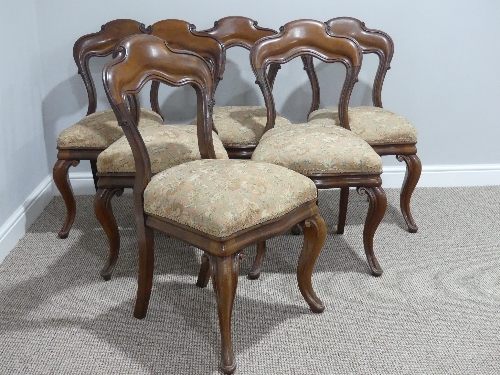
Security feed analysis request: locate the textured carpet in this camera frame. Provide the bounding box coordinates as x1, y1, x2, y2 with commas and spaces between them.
0, 187, 499, 374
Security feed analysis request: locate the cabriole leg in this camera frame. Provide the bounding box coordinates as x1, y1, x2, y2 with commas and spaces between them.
210, 253, 240, 375
397, 154, 421, 233
357, 186, 387, 276
298, 214, 327, 313
53, 159, 79, 239
134, 225, 155, 319
337, 187, 349, 234
248, 241, 266, 280
196, 252, 211, 288
94, 188, 124, 281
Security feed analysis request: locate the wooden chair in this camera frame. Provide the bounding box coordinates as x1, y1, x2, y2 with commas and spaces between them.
250, 19, 388, 278
306, 17, 421, 233
54, 19, 164, 239
95, 19, 229, 281
103, 33, 327, 374
192, 16, 292, 159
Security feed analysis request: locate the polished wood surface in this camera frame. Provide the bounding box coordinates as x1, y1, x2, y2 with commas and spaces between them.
250, 19, 386, 277
102, 34, 327, 374
149, 19, 226, 118
201, 16, 280, 159
305, 17, 421, 233
55, 20, 149, 239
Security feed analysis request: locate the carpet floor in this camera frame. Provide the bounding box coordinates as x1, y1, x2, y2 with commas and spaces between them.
0, 187, 499, 374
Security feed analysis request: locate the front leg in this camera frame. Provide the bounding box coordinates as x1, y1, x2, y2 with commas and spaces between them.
53, 159, 79, 238
298, 214, 327, 313
210, 253, 240, 375
357, 186, 387, 276
94, 188, 124, 281
397, 154, 421, 233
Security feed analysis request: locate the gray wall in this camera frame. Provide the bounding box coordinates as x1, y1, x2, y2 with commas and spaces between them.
1, 0, 500, 229
0, 1, 49, 227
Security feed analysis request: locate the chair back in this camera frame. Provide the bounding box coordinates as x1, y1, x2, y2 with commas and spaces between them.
103, 34, 216, 193
73, 19, 149, 115
250, 19, 362, 132
326, 17, 394, 107
204, 16, 276, 50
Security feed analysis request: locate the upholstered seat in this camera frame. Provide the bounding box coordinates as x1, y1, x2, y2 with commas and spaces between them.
191, 106, 292, 147
97, 124, 228, 173
57, 109, 163, 149
252, 123, 382, 175
144, 159, 317, 237
308, 106, 418, 145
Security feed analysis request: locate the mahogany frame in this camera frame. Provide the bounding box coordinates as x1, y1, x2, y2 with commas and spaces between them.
200, 16, 281, 159
248, 19, 388, 278
54, 19, 152, 239
94, 19, 226, 281
102, 33, 327, 374
303, 17, 421, 233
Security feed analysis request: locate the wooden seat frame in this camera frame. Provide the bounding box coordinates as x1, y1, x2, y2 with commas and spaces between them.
94, 19, 226, 281
304, 17, 421, 233
54, 19, 156, 239
248, 19, 388, 278
103, 33, 327, 374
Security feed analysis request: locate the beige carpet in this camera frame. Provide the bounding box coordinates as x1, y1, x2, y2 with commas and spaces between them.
0, 187, 499, 374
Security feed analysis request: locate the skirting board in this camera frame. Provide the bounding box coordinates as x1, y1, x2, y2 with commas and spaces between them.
62, 164, 500, 195
2, 164, 500, 265
0, 175, 54, 264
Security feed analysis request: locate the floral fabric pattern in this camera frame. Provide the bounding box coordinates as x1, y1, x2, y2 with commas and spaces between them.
57, 109, 163, 149
143, 159, 317, 237
191, 106, 292, 147
252, 123, 382, 175
308, 106, 418, 145
97, 124, 228, 173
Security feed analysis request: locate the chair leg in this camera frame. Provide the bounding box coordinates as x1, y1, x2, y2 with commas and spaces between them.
397, 154, 421, 233
337, 187, 349, 234
134, 225, 155, 319
196, 252, 211, 288
94, 188, 124, 281
53, 159, 80, 239
90, 159, 99, 191
248, 241, 266, 280
298, 214, 327, 313
210, 253, 240, 375
357, 186, 387, 276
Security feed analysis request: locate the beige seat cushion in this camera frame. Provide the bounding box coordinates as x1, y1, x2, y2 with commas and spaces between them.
144, 159, 317, 237
57, 109, 163, 149
308, 106, 418, 145
191, 106, 292, 147
251, 124, 382, 175
97, 124, 228, 173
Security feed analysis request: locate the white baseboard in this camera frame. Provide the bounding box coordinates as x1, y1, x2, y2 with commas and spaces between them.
382, 164, 500, 188
2, 163, 499, 265
59, 164, 500, 194
0, 176, 54, 264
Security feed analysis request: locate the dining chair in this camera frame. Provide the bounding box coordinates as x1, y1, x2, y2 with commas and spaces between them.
192, 16, 293, 159
94, 19, 229, 281
54, 19, 163, 239
249, 19, 387, 279
103, 33, 327, 374
306, 17, 421, 233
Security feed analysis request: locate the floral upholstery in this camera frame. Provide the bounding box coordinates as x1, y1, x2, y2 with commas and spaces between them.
190, 106, 292, 147
308, 106, 418, 145
143, 159, 317, 237
56, 109, 163, 149
251, 123, 382, 175
97, 124, 228, 173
